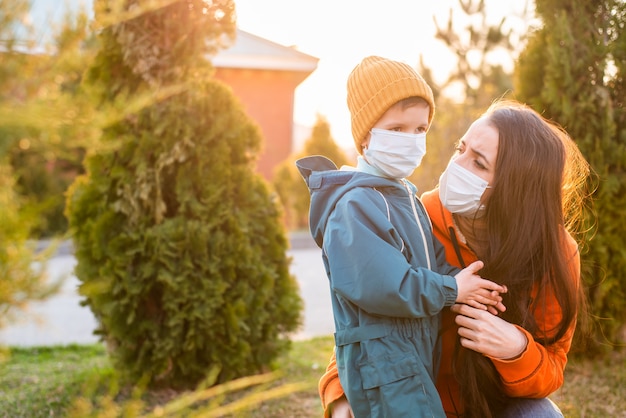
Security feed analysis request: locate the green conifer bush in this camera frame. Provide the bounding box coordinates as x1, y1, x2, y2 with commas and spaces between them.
67, 77, 303, 388
65, 0, 303, 388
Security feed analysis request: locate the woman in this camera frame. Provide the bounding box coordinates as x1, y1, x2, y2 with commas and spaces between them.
319, 99, 591, 418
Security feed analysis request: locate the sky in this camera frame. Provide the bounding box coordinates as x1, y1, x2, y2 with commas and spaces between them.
25, 0, 533, 151
233, 0, 534, 151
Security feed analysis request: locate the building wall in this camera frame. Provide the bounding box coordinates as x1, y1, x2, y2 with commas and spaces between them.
215, 67, 308, 181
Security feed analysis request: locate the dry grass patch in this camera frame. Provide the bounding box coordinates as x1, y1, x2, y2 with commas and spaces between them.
1, 337, 624, 417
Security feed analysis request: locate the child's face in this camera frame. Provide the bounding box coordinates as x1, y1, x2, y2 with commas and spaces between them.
361, 102, 430, 150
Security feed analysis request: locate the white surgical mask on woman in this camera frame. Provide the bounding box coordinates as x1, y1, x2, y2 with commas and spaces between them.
364, 128, 426, 179
439, 159, 491, 217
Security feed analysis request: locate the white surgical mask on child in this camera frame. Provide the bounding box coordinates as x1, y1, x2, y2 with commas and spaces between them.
439, 159, 491, 217
363, 128, 427, 179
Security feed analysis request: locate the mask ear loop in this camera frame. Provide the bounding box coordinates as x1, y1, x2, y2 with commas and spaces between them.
438, 189, 468, 269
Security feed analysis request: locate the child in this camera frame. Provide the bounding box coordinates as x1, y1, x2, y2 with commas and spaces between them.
296, 56, 506, 417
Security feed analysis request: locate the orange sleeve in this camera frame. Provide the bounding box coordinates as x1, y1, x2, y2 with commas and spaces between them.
491, 324, 572, 397
319, 349, 345, 418
491, 233, 580, 398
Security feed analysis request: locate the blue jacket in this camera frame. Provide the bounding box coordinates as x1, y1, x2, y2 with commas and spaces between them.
296, 155, 459, 417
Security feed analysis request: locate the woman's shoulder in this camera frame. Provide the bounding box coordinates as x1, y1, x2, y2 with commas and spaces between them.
420, 188, 444, 218
420, 188, 439, 204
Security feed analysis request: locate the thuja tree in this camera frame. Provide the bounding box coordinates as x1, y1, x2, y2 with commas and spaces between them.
65, 0, 302, 388
515, 0, 626, 354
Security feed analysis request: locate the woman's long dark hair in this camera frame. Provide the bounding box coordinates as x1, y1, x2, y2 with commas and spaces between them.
454, 101, 590, 417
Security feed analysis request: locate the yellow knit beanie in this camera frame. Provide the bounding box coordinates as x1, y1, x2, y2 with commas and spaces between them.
347, 56, 435, 154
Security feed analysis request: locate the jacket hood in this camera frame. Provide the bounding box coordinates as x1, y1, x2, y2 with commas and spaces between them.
296, 155, 408, 248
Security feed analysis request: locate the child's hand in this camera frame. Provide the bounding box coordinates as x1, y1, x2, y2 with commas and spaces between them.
454, 260, 507, 314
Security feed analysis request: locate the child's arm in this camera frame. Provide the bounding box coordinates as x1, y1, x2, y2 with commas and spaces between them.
455, 260, 507, 314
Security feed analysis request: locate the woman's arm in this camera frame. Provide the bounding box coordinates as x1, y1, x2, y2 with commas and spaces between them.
319, 350, 350, 418
328, 397, 354, 418
450, 233, 580, 398
451, 303, 573, 397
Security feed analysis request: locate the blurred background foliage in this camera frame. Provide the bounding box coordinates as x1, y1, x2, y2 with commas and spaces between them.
272, 114, 349, 230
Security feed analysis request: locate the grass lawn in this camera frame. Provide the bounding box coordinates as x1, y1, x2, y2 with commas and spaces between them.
0, 336, 624, 417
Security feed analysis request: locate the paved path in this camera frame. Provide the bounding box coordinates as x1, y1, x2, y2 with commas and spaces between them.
0, 233, 334, 347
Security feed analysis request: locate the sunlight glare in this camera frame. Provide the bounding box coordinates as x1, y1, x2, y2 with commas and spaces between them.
234, 0, 534, 151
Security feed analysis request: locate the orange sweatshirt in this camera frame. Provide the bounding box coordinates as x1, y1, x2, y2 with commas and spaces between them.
318, 188, 580, 417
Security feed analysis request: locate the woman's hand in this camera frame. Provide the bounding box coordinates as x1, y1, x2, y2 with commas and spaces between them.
330, 396, 354, 418
451, 303, 528, 360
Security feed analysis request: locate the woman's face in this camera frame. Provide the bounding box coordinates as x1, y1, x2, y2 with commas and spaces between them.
452, 116, 499, 202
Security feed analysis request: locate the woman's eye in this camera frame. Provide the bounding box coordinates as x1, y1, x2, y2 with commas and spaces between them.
474, 160, 486, 170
